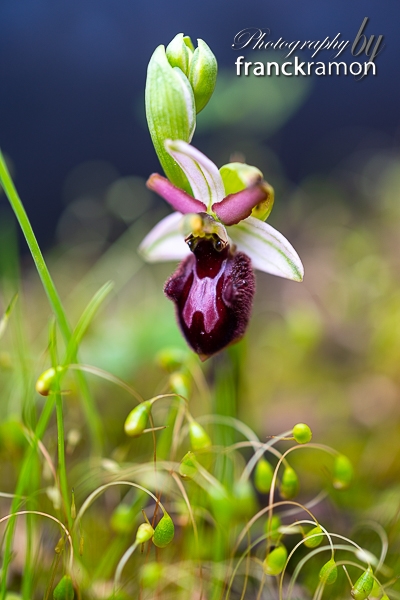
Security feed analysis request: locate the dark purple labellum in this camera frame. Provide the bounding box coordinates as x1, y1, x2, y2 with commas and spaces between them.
164, 236, 255, 360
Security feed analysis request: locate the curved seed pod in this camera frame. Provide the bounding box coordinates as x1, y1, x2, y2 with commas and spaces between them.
254, 458, 274, 494
136, 523, 155, 544
333, 454, 353, 490
304, 525, 323, 548
124, 401, 152, 437
179, 450, 197, 480
153, 513, 175, 548
53, 575, 74, 600
293, 423, 312, 444
263, 545, 288, 576
265, 514, 282, 542
351, 567, 375, 600
279, 466, 299, 499
319, 559, 338, 585
36, 366, 64, 396
189, 420, 211, 451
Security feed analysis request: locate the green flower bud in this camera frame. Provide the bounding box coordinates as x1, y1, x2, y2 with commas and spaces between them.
333, 454, 353, 490
53, 575, 74, 600
265, 514, 282, 542
304, 525, 323, 548
111, 504, 135, 534
156, 347, 187, 372
136, 523, 155, 544
263, 545, 288, 576
351, 567, 374, 600
124, 401, 152, 437
179, 450, 197, 480
188, 39, 217, 113
293, 423, 312, 444
35, 366, 64, 396
319, 559, 338, 585
166, 33, 192, 76
145, 44, 195, 191
153, 513, 175, 548
254, 458, 274, 494
280, 466, 299, 499
169, 372, 190, 397
189, 420, 212, 451
140, 562, 165, 589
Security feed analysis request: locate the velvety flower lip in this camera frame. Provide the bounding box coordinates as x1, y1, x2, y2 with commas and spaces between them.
140, 139, 304, 283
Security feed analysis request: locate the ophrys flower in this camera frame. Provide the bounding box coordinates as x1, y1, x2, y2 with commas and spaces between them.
140, 139, 303, 359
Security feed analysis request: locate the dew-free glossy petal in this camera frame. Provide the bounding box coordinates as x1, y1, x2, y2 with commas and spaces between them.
227, 216, 304, 281
212, 183, 269, 225
147, 173, 206, 213
138, 212, 191, 262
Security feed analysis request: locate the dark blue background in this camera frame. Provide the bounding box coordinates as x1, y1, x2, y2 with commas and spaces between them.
0, 0, 399, 247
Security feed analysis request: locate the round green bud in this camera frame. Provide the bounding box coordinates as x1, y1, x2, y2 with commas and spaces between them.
179, 451, 197, 480
140, 562, 164, 589
319, 559, 338, 585
280, 466, 299, 499
188, 39, 217, 113
304, 525, 323, 548
351, 567, 374, 600
265, 514, 282, 542
169, 372, 190, 398
110, 504, 135, 534
36, 366, 64, 396
152, 513, 174, 548
263, 545, 288, 576
254, 458, 274, 494
293, 423, 312, 444
53, 575, 74, 600
136, 523, 155, 544
189, 420, 212, 451
124, 401, 152, 437
166, 33, 192, 76
333, 454, 353, 490
156, 347, 187, 372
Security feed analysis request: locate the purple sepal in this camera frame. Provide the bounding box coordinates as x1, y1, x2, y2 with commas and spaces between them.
147, 174, 206, 214
212, 183, 268, 226
164, 238, 255, 359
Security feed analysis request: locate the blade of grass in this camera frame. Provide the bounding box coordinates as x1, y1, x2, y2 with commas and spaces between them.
0, 292, 18, 340
0, 149, 103, 450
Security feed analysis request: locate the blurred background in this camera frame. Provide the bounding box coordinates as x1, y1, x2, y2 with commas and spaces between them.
1, 0, 400, 587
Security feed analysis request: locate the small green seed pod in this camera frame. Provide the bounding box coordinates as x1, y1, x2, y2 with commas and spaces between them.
333, 454, 353, 490
35, 366, 64, 396
280, 466, 299, 499
111, 504, 135, 534
136, 523, 155, 544
263, 545, 288, 576
179, 451, 197, 480
370, 580, 382, 598
188, 39, 217, 113
189, 420, 212, 451
254, 458, 274, 494
166, 33, 192, 76
140, 562, 165, 589
265, 514, 282, 542
53, 575, 74, 600
293, 423, 312, 444
381, 595, 390, 600
169, 371, 190, 398
156, 347, 187, 372
208, 485, 233, 527
232, 479, 257, 519
152, 513, 175, 548
304, 525, 323, 548
124, 401, 152, 437
351, 567, 375, 600
319, 558, 338, 585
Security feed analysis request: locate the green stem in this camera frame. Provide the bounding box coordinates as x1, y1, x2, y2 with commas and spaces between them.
0, 150, 103, 451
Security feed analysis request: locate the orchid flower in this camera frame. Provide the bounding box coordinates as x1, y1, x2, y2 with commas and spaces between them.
139, 139, 304, 360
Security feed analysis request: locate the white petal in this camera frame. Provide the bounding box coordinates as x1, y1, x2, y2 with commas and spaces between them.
165, 139, 225, 210
228, 216, 304, 281
138, 212, 190, 263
